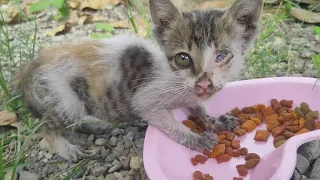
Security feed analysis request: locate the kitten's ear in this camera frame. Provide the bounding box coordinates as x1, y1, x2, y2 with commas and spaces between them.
225, 0, 264, 25
149, 0, 182, 34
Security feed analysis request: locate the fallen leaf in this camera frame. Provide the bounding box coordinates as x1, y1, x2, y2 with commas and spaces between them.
5, 5, 30, 25
68, 0, 80, 9
78, 13, 104, 25
46, 22, 72, 36
0, 110, 18, 126
80, 0, 121, 10
110, 17, 148, 37
290, 7, 320, 23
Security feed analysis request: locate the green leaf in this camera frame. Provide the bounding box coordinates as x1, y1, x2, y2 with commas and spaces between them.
95, 23, 115, 32
52, 0, 65, 9
285, 1, 292, 13
29, 0, 51, 13
59, 4, 70, 18
312, 54, 320, 78
90, 33, 113, 39
314, 26, 320, 36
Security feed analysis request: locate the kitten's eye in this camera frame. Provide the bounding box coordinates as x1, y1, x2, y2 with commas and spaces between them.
175, 52, 192, 68
216, 51, 233, 64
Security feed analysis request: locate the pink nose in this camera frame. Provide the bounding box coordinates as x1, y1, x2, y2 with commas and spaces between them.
197, 80, 211, 89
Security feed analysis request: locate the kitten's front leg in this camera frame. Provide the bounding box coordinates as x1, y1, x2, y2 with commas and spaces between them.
144, 109, 218, 152
188, 105, 239, 132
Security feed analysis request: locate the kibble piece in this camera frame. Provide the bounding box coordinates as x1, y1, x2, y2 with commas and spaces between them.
271, 99, 281, 111
255, 111, 264, 121
218, 135, 226, 141
281, 113, 292, 121
294, 128, 310, 136
250, 116, 262, 125
305, 117, 315, 130
292, 120, 299, 126
299, 117, 306, 129
295, 107, 304, 118
211, 144, 226, 158
283, 130, 294, 138
242, 107, 254, 114
219, 140, 231, 147
234, 129, 246, 136
203, 149, 211, 156
236, 164, 248, 176
315, 122, 320, 130
203, 174, 214, 180
239, 147, 248, 156
254, 130, 269, 141
216, 154, 231, 163
285, 126, 301, 133
301, 102, 311, 115
195, 154, 208, 164
306, 111, 319, 119
271, 127, 285, 137
241, 120, 256, 132
283, 120, 293, 127
274, 139, 286, 148
231, 107, 242, 116
266, 120, 281, 131
232, 151, 241, 157
261, 106, 276, 118
265, 114, 279, 123
218, 131, 231, 136
252, 104, 265, 112
291, 112, 298, 120
233, 177, 243, 180
226, 147, 233, 156
226, 132, 236, 141
280, 99, 293, 108
277, 107, 289, 114
183, 120, 198, 129
245, 158, 260, 169
273, 136, 287, 144
191, 158, 198, 166
193, 171, 203, 179
245, 153, 260, 161
232, 140, 241, 149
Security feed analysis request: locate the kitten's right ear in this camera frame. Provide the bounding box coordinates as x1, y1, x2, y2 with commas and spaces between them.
149, 0, 181, 34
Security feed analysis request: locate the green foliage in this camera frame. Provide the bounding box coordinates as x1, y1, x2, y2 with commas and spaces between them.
95, 23, 115, 32
29, 0, 70, 20
314, 26, 320, 36
90, 33, 113, 39
313, 26, 320, 78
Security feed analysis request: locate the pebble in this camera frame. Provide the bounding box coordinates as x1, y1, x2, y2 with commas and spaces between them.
106, 154, 116, 162
130, 156, 142, 170
95, 138, 106, 146
309, 158, 320, 178
108, 161, 123, 173
112, 128, 121, 136
121, 159, 130, 170
92, 166, 108, 177
45, 153, 53, 160
296, 154, 310, 174
105, 174, 117, 180
108, 136, 118, 147
88, 134, 95, 142
292, 169, 301, 180
303, 69, 317, 77
19, 171, 41, 180
298, 141, 320, 162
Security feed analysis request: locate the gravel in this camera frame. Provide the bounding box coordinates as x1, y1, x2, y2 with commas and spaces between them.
19, 171, 41, 180
296, 154, 310, 174
298, 140, 320, 162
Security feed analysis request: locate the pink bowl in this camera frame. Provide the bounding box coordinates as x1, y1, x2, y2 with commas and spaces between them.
143, 77, 320, 180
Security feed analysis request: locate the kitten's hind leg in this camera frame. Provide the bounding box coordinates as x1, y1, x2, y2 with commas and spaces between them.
144, 109, 219, 152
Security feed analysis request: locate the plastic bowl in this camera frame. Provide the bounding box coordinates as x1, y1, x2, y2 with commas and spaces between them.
143, 77, 320, 180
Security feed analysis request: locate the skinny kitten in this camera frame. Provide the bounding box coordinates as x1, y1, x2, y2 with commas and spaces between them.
15, 0, 264, 162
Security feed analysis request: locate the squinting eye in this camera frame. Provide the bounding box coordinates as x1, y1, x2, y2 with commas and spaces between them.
174, 52, 192, 68
216, 51, 233, 64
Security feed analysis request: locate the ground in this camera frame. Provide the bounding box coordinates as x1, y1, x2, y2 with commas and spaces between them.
0, 0, 320, 180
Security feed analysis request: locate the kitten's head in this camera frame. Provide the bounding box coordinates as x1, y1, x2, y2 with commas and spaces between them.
149, 0, 263, 99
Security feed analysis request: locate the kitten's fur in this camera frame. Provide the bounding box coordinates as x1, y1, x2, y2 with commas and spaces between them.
15, 0, 263, 162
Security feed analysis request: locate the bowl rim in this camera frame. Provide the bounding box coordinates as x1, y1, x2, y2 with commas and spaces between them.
143, 77, 319, 180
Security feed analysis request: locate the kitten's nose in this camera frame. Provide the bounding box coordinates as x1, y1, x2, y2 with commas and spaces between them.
197, 80, 211, 89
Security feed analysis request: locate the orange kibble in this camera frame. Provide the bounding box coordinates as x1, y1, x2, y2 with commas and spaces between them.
218, 131, 231, 136
299, 117, 306, 129
219, 140, 231, 147
261, 106, 276, 118
281, 113, 292, 121
226, 147, 233, 156
252, 104, 265, 112
292, 120, 299, 126
271, 127, 285, 137
241, 120, 256, 132
236, 164, 248, 176
226, 132, 236, 141
265, 114, 279, 123
283, 120, 293, 127
193, 171, 203, 179
294, 128, 310, 136
271, 99, 281, 111
291, 112, 298, 120
211, 144, 226, 158
234, 129, 246, 136
266, 120, 280, 131
216, 154, 232, 163
182, 120, 198, 129
254, 130, 270, 141
250, 116, 262, 125
218, 135, 226, 141
232, 140, 241, 149
203, 174, 214, 180
286, 126, 301, 133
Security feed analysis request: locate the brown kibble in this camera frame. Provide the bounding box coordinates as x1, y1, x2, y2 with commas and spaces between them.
203, 149, 211, 157
236, 164, 248, 176
282, 113, 292, 121
242, 107, 254, 114
277, 116, 286, 124
195, 154, 208, 164
261, 106, 276, 118
285, 126, 301, 133
193, 171, 203, 179
280, 99, 293, 108
256, 111, 264, 121
265, 114, 279, 123
254, 130, 270, 141
233, 178, 243, 180
274, 139, 286, 148
245, 158, 260, 169
238, 116, 247, 124
218, 135, 226, 141
291, 112, 298, 120
232, 140, 241, 149
191, 158, 198, 166
203, 174, 214, 180
271, 127, 285, 137
294, 128, 310, 136
211, 144, 226, 158
245, 153, 260, 161
292, 120, 299, 126
232, 151, 241, 157
273, 136, 287, 144
305, 117, 315, 130
250, 116, 262, 125
283, 130, 294, 138
218, 131, 231, 136
226, 147, 233, 156
252, 104, 265, 112
239, 147, 248, 156
271, 99, 281, 111
266, 120, 281, 131
299, 117, 306, 129
277, 107, 289, 114
216, 154, 231, 163
234, 129, 246, 136
283, 120, 293, 127
315, 122, 320, 130
241, 120, 256, 132
182, 120, 198, 129
219, 140, 231, 147
226, 132, 236, 141
231, 107, 242, 116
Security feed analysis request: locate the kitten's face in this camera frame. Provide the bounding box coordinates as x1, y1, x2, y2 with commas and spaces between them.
149, 0, 264, 99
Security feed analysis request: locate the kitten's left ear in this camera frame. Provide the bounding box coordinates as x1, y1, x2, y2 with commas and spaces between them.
224, 0, 264, 26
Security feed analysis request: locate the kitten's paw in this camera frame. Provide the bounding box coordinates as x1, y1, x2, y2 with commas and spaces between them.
56, 139, 89, 162
215, 113, 240, 132
194, 132, 218, 153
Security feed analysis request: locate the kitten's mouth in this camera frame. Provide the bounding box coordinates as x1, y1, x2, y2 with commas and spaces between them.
195, 88, 214, 99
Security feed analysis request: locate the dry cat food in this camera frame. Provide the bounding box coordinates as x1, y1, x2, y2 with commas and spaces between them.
183, 99, 319, 180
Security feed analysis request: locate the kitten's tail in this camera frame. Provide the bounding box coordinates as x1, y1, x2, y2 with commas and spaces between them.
13, 60, 44, 118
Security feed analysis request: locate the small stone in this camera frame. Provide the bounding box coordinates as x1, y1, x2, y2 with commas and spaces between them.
124, 175, 134, 180
113, 172, 124, 179
291, 73, 303, 77
134, 131, 146, 139
92, 166, 108, 177
108, 137, 118, 147
115, 143, 125, 152
130, 156, 142, 170
108, 161, 123, 173
105, 174, 117, 180
88, 134, 94, 142
127, 127, 139, 133
135, 138, 144, 148
100, 148, 109, 159
296, 154, 310, 174
19, 171, 41, 180
112, 128, 121, 136
309, 158, 320, 178
47, 164, 59, 174
301, 50, 315, 58
121, 159, 130, 170
95, 138, 106, 146
292, 169, 301, 180
45, 153, 53, 160
106, 154, 116, 162
97, 175, 104, 180
92, 147, 100, 155
298, 140, 320, 162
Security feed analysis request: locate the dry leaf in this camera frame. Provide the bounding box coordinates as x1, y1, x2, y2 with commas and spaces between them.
68, 0, 80, 9
264, 0, 282, 4
5, 5, 30, 25
290, 7, 320, 23
0, 110, 18, 126
46, 22, 72, 36
192, 0, 232, 10
110, 18, 148, 37
81, 0, 120, 10
78, 13, 104, 25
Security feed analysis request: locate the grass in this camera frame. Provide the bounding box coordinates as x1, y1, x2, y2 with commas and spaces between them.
0, 0, 320, 179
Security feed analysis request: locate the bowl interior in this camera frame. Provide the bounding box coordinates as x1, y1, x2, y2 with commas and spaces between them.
143, 77, 320, 180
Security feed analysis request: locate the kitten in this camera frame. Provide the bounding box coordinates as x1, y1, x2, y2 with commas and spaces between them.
15, 0, 263, 162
